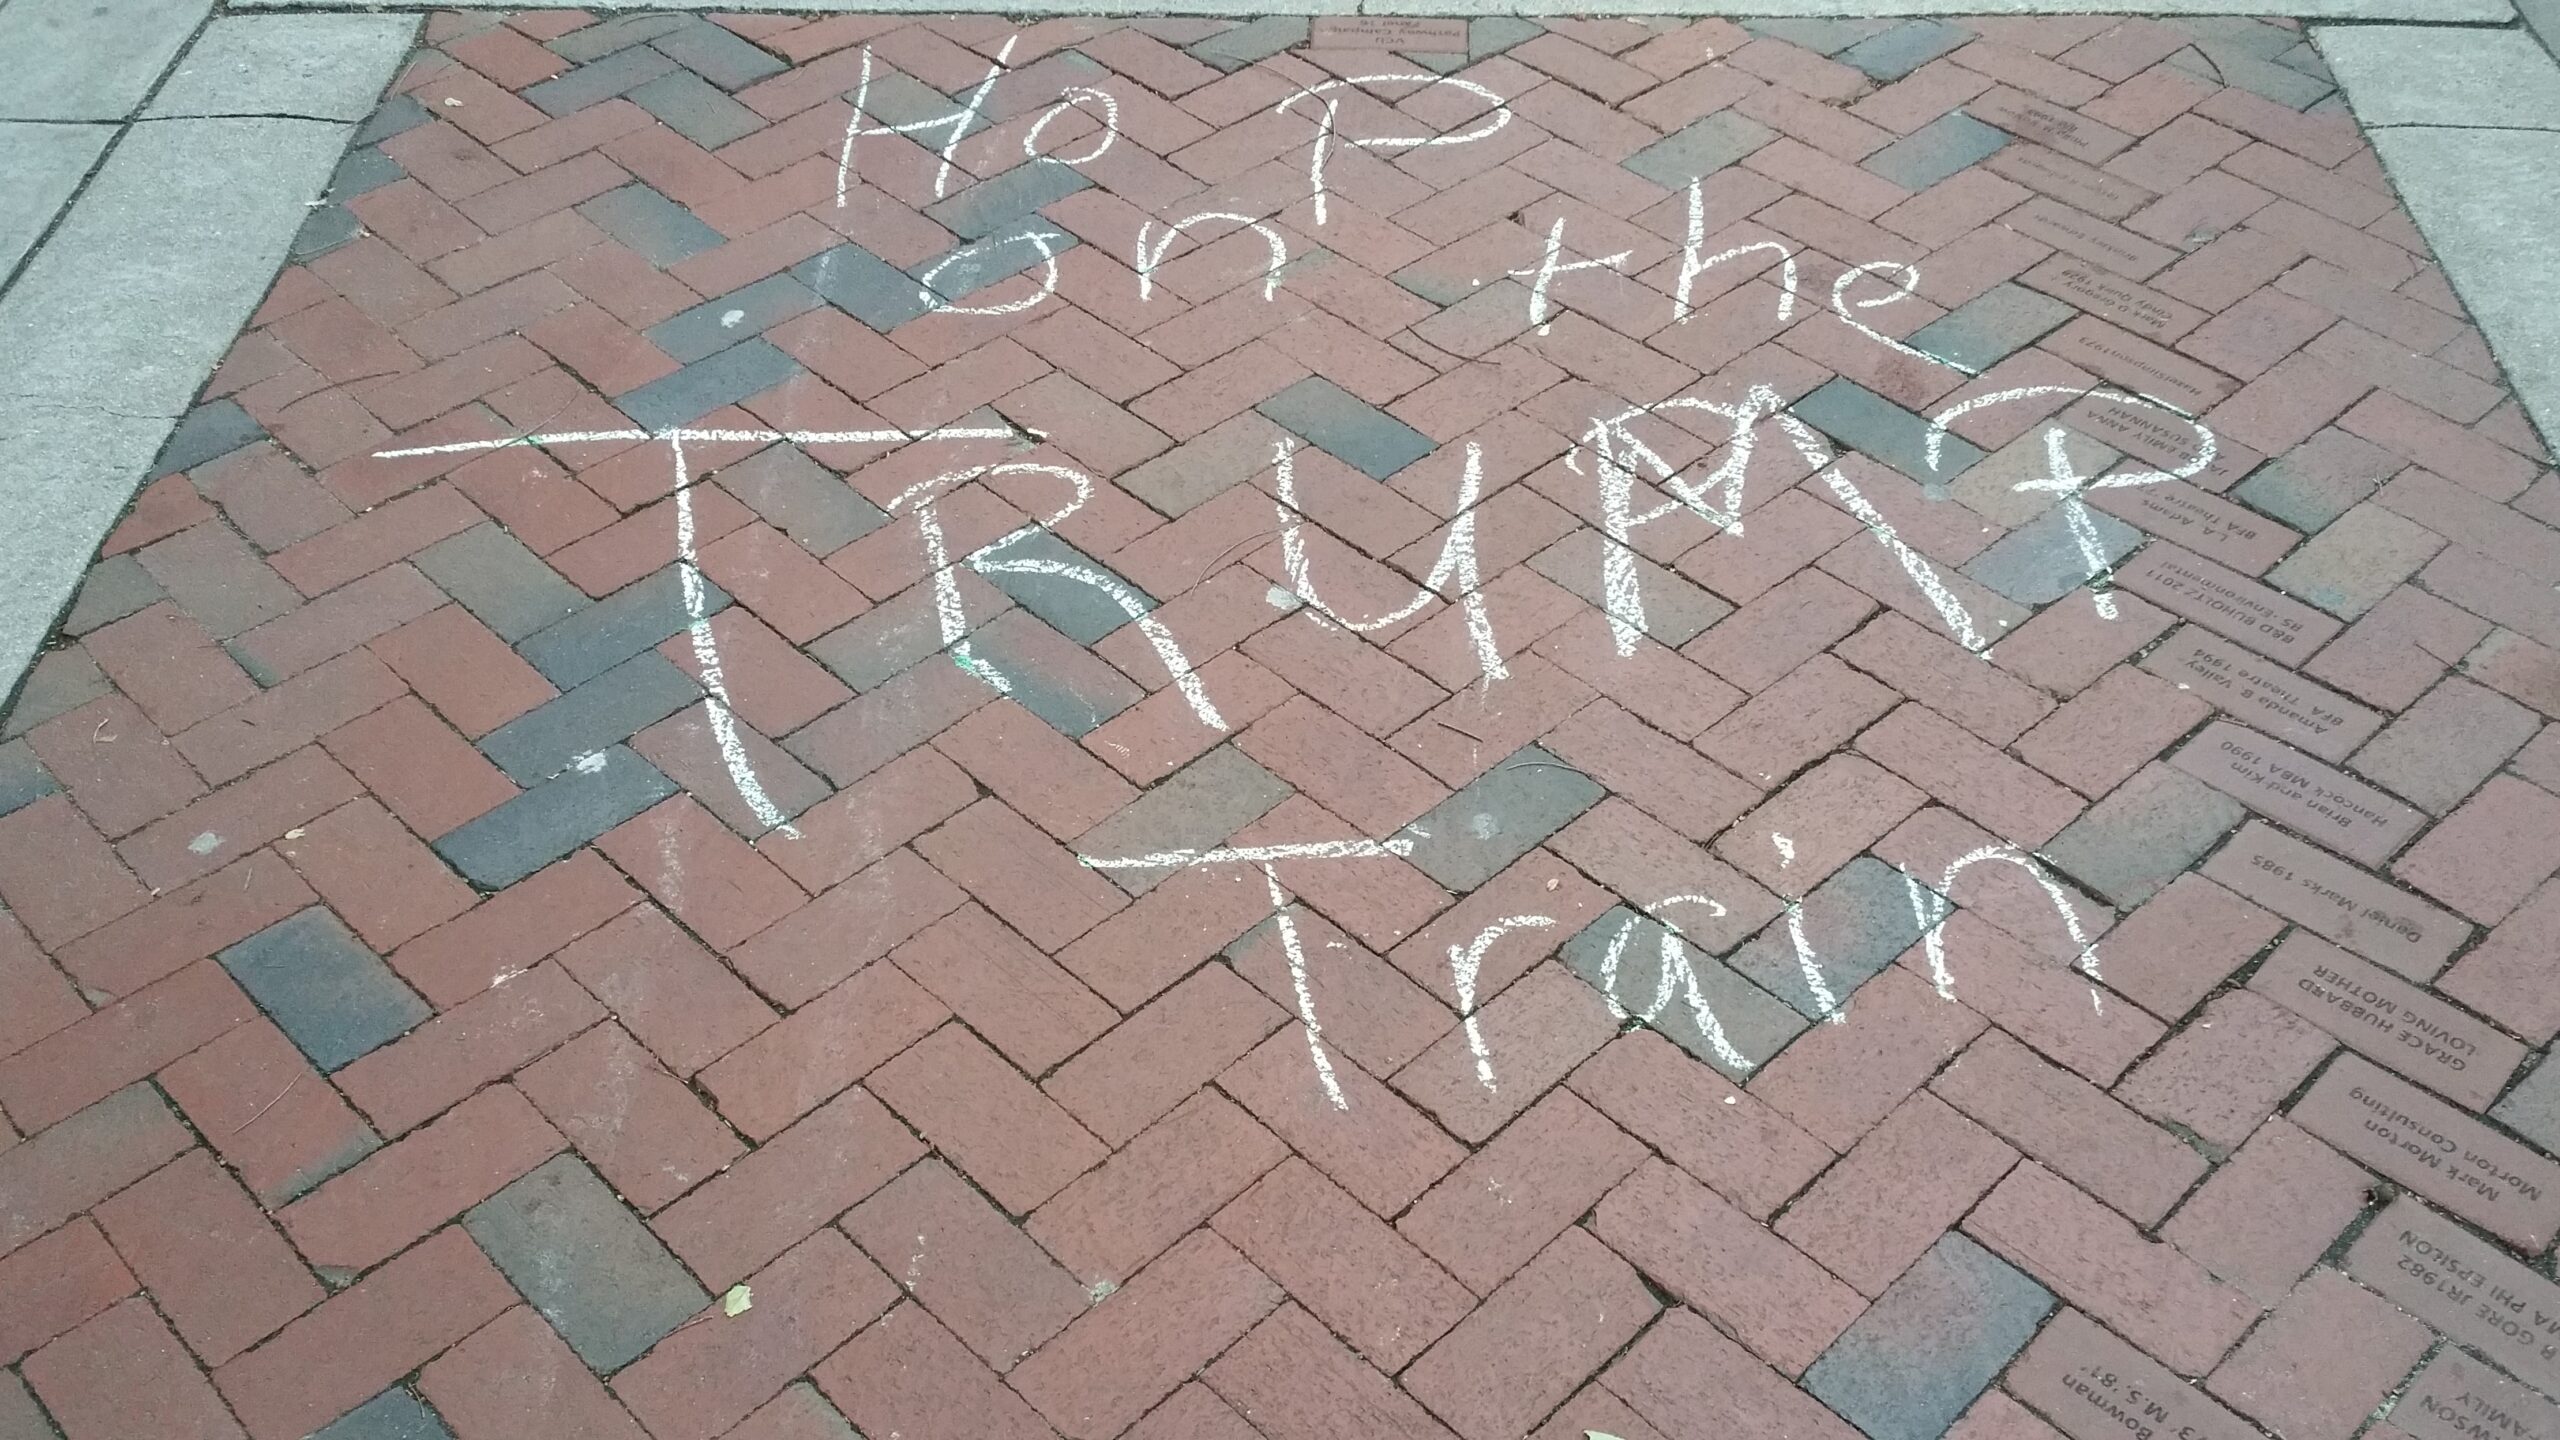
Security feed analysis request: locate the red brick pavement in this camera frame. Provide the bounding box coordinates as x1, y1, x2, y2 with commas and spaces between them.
3, 9, 2557, 1438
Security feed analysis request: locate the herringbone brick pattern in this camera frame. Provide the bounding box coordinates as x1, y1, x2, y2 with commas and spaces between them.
3, 9, 2558, 1439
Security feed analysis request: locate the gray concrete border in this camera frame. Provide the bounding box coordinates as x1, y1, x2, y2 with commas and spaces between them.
0, 11, 416, 696
2315, 23, 2560, 454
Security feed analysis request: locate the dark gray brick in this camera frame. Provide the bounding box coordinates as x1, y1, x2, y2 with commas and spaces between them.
712, 444, 889, 555
1077, 745, 1292, 895
2232, 451, 2383, 533
548, 12, 690, 62
1562, 907, 1808, 1078
1726, 857, 1930, 1021
627, 68, 765, 149
1624, 112, 1776, 189
1963, 502, 2140, 605
218, 909, 429, 1073
480, 651, 702, 783
1188, 17, 1307, 69
808, 594, 973, 692
64, 553, 165, 635
856, 68, 977, 134
972, 530, 1154, 644
1908, 282, 2070, 373
924, 162, 1093, 242
1405, 746, 1603, 892
2173, 42, 2333, 108
351, 93, 432, 148
1806, 1235, 2054, 1440
464, 1155, 708, 1371
615, 339, 801, 432
291, 204, 363, 262
1470, 17, 1544, 58
649, 19, 789, 90
311, 1389, 453, 1440
414, 523, 587, 643
150, 399, 265, 479
1741, 18, 1891, 53
2041, 764, 2242, 907
794, 243, 933, 332
645, 274, 819, 364
1864, 111, 2009, 191
435, 745, 677, 889
914, 220, 1081, 305
964, 609, 1141, 738
1258, 376, 1436, 482
1791, 378, 1983, 483
0, 738, 60, 818
524, 46, 679, 118
327, 145, 405, 203
518, 565, 724, 688
2493, 1049, 2560, 1155
577, 183, 724, 268
1838, 20, 1971, 80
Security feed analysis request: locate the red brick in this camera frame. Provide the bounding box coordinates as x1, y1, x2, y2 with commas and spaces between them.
650, 1086, 923, 1290
1571, 1029, 1834, 1217
1393, 962, 1619, 1142
913, 797, 1129, 953
1027, 1086, 1286, 1284
0, 915, 83, 1064
277, 797, 476, 950
515, 1022, 742, 1213
270, 484, 483, 596
1602, 1305, 1865, 1440
697, 960, 945, 1141
1895, 909, 2164, 1086
728, 844, 964, 1007
278, 1083, 562, 1273
887, 899, 1116, 1073
596, 795, 808, 950
0, 1220, 134, 1367
660, 609, 850, 738
1043, 960, 1284, 1144
1932, 1027, 2202, 1224
2206, 1267, 2428, 1440
931, 698, 1138, 839
336, 961, 603, 1136
812, 1301, 1060, 1440
2394, 774, 2560, 924
613, 1231, 897, 1440
1010, 1230, 1283, 1440
755, 743, 973, 894
869, 1024, 1106, 1211
1966, 1160, 2258, 1376
419, 1305, 649, 1440
390, 850, 638, 1007
27, 696, 204, 839
213, 1226, 516, 1440
554, 902, 777, 1076
115, 746, 362, 891
1213, 1156, 1475, 1370
2116, 989, 2333, 1150
92, 1151, 322, 1366
1406, 1227, 1658, 1440
2014, 664, 2212, 797
24, 1298, 244, 1440
327, 699, 519, 841
0, 794, 147, 948
698, 521, 871, 644
0, 1085, 192, 1258
2161, 1117, 2370, 1308
370, 603, 557, 736
1204, 1302, 1460, 1440
841, 1157, 1088, 1372
1777, 1092, 2017, 1298
719, 1385, 864, 1440
0, 960, 253, 1132
158, 1019, 377, 1207
80, 602, 258, 733
177, 650, 408, 785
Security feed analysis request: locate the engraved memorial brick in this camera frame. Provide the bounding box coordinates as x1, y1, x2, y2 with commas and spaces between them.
2021, 256, 2205, 340
2008, 1309, 2255, 1440
2250, 933, 2524, 1108
2117, 546, 2339, 663
2393, 1349, 2560, 1440
2202, 822, 2467, 978
2348, 1197, 2560, 1394
2297, 1058, 2560, 1249
2170, 722, 2420, 865
2092, 483, 2296, 576
2140, 629, 2379, 762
